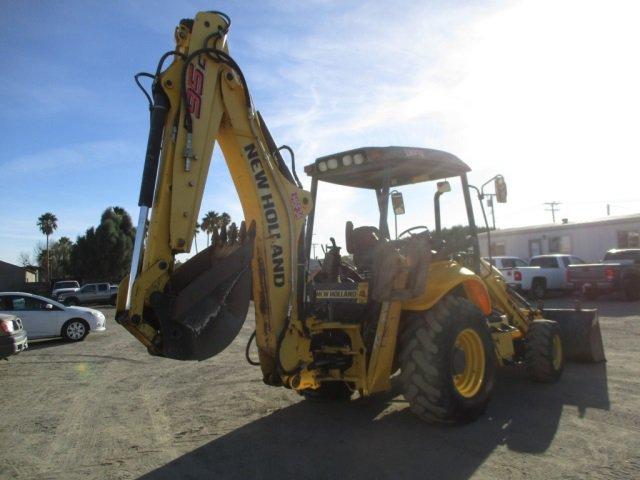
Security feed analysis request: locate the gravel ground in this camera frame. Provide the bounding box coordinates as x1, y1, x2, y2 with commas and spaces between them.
1, 297, 639, 480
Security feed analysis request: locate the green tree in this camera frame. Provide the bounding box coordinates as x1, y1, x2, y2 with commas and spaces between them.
37, 212, 58, 282
193, 222, 201, 253
35, 238, 74, 279
71, 207, 135, 283
52, 237, 73, 278
201, 211, 219, 247
218, 212, 231, 229
439, 225, 489, 253
227, 222, 238, 243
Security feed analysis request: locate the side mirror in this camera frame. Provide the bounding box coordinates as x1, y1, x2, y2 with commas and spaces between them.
391, 191, 405, 215
45, 303, 53, 310
495, 175, 507, 203
437, 181, 451, 194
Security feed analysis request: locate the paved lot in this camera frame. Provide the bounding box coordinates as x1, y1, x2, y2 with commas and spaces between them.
1, 297, 639, 479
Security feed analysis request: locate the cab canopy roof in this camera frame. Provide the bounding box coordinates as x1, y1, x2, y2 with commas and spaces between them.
304, 146, 470, 189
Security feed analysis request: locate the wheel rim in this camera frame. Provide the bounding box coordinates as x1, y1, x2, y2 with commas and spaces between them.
552, 334, 563, 370
67, 322, 85, 340
452, 328, 486, 398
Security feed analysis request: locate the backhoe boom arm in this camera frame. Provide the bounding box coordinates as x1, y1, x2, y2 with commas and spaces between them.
116, 12, 312, 383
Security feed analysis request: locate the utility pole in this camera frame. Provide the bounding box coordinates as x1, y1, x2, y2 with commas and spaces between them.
544, 201, 561, 223
607, 204, 611, 216
486, 195, 496, 230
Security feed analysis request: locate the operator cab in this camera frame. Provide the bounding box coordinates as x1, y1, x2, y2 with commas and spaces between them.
304, 145, 476, 273
303, 146, 479, 323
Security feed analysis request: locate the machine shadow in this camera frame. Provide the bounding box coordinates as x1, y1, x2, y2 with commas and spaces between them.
139, 362, 609, 480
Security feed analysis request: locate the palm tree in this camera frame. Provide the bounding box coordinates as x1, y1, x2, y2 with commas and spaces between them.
56, 237, 73, 277
218, 212, 231, 229
227, 222, 238, 243
201, 211, 219, 247
37, 212, 58, 282
193, 222, 201, 253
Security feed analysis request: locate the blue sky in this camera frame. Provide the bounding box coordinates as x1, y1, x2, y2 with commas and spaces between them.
1, 0, 639, 265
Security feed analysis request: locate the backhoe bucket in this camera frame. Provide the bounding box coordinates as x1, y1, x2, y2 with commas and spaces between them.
150, 222, 255, 361
543, 308, 605, 363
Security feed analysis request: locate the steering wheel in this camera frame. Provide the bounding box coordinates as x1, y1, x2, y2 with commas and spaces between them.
398, 225, 430, 239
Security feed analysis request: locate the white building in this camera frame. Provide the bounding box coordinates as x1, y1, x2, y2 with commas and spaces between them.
478, 214, 640, 262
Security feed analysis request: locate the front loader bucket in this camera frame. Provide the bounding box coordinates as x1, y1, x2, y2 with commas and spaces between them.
543, 308, 605, 363
150, 222, 255, 361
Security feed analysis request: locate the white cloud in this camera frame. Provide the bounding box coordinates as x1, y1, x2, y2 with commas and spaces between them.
2, 140, 141, 175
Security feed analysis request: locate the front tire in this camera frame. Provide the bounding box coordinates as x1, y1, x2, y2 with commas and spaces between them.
399, 296, 496, 424
64, 297, 79, 306
525, 320, 564, 382
62, 319, 88, 342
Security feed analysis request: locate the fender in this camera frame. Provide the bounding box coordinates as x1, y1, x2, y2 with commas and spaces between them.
401, 260, 491, 315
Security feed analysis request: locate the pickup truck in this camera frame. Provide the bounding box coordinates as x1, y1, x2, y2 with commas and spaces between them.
568, 249, 640, 301
510, 254, 586, 299
58, 283, 118, 306
482, 256, 528, 288
51, 280, 80, 300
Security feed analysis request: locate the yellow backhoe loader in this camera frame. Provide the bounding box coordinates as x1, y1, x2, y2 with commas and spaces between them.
116, 11, 604, 424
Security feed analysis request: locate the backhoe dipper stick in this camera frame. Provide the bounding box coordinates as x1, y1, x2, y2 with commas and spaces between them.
125, 80, 170, 309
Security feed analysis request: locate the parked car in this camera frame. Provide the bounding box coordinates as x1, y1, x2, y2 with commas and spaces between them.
483, 256, 528, 287
51, 280, 80, 300
568, 248, 640, 301
0, 292, 106, 342
0, 313, 28, 359
510, 254, 586, 299
57, 282, 118, 306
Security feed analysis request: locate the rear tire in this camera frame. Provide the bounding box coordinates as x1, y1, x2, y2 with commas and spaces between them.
531, 279, 547, 299
398, 296, 496, 424
299, 382, 352, 402
525, 320, 564, 383
110, 294, 117, 306
62, 319, 89, 342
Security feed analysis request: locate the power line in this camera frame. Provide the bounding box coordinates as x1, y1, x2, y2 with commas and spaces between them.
544, 201, 561, 223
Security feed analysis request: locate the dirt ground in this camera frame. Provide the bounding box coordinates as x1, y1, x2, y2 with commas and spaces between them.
1, 297, 639, 480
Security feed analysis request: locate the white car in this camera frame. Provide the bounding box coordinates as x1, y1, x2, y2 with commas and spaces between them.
0, 292, 106, 342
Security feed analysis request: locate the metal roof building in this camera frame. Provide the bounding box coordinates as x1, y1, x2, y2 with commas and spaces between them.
478, 214, 640, 262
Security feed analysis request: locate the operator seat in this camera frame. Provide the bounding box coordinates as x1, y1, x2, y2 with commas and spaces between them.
345, 221, 383, 272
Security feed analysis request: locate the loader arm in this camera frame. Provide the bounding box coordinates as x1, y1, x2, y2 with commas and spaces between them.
116, 12, 312, 381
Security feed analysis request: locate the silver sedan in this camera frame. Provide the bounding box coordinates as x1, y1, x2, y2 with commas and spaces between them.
0, 292, 106, 342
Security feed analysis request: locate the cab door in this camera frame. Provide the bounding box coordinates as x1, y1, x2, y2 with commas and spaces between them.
79, 284, 97, 303
96, 283, 110, 302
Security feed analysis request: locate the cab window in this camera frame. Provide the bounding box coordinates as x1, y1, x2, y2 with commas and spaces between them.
81, 285, 96, 294
530, 257, 558, 268
97, 284, 108, 292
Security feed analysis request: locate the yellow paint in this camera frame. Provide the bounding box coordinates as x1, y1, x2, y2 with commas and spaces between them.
453, 328, 486, 398
402, 260, 491, 315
